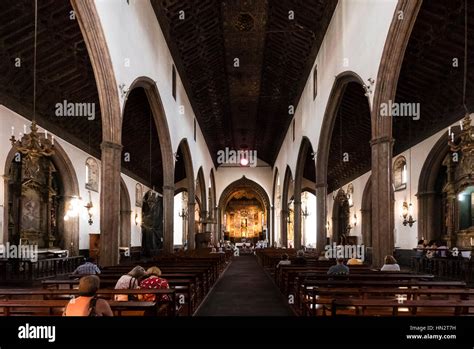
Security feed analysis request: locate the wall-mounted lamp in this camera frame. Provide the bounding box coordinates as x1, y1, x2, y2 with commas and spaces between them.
325, 221, 330, 231
352, 213, 358, 227
84, 191, 94, 225
119, 83, 128, 99
401, 201, 416, 227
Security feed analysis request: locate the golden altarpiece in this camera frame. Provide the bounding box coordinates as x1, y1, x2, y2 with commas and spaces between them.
443, 114, 474, 248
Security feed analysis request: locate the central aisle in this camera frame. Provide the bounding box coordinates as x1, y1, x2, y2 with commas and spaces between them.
195, 255, 294, 316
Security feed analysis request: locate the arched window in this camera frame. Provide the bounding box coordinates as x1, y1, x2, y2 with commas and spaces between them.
393, 156, 407, 191
85, 157, 99, 192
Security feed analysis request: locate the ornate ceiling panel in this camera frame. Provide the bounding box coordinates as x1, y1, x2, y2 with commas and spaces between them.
151, 0, 338, 165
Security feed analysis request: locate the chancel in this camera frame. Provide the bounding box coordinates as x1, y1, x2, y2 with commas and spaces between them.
1, 0, 474, 323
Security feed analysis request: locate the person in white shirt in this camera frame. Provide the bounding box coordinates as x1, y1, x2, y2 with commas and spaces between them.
380, 255, 400, 271
276, 253, 291, 268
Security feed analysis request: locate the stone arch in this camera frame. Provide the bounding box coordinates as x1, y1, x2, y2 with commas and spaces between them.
72, 0, 122, 266
122, 77, 175, 253
294, 136, 316, 249
417, 131, 453, 243
175, 139, 195, 248
71, 0, 121, 144
218, 176, 271, 243
3, 140, 80, 255
281, 166, 293, 248
369, 0, 422, 267
315, 71, 367, 253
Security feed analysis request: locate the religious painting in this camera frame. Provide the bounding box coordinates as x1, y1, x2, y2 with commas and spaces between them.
85, 157, 99, 192
21, 188, 41, 232
135, 183, 143, 207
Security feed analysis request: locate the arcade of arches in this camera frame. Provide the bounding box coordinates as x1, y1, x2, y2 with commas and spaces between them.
1, 0, 474, 319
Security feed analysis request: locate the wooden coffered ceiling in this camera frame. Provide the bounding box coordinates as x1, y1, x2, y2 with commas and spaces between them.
151, 0, 338, 166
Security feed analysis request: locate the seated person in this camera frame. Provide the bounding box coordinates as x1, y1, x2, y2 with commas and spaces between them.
276, 253, 291, 268
318, 251, 329, 261
425, 241, 438, 259
437, 241, 448, 258
64, 275, 113, 316
327, 258, 349, 276
72, 257, 101, 275
293, 250, 307, 265
114, 265, 147, 301
380, 255, 400, 271
139, 266, 170, 302
415, 239, 426, 259
347, 253, 363, 265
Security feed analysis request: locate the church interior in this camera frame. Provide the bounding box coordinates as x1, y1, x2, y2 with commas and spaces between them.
1, 0, 474, 327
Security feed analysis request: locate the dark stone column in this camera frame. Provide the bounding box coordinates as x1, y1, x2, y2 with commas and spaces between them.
187, 201, 196, 249
162, 184, 174, 253
293, 200, 302, 249
316, 183, 327, 255
99, 141, 122, 267
370, 137, 394, 268
280, 209, 288, 247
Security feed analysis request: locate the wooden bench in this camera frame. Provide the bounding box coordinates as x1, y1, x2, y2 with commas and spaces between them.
0, 288, 177, 316
301, 286, 474, 316
331, 298, 474, 316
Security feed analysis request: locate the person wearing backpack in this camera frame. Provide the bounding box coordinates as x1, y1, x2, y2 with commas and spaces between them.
64, 275, 113, 316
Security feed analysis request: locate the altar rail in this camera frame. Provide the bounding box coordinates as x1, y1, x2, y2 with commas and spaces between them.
411, 257, 474, 284
0, 256, 84, 283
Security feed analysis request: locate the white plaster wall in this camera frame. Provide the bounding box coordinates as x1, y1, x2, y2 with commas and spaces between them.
215, 166, 273, 205
326, 172, 371, 245
94, 0, 215, 188
0, 105, 149, 249
273, 0, 398, 179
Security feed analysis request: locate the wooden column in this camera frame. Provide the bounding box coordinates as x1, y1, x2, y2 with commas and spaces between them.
360, 208, 372, 247
280, 209, 288, 247
187, 201, 196, 249
270, 206, 275, 246
315, 183, 327, 254
99, 141, 122, 267
162, 184, 174, 253
370, 137, 394, 268
293, 200, 302, 249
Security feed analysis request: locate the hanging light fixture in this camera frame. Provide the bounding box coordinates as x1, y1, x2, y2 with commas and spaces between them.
10, 0, 54, 159
448, 0, 474, 157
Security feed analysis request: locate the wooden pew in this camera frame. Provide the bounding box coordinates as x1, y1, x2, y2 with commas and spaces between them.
331, 298, 474, 316
0, 287, 179, 316
301, 286, 474, 316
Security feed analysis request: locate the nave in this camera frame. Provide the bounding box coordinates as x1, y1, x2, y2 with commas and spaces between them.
1, 0, 474, 330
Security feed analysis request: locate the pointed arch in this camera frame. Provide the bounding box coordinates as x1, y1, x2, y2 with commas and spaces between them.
294, 136, 316, 250
315, 71, 366, 253
175, 139, 196, 249
281, 166, 293, 248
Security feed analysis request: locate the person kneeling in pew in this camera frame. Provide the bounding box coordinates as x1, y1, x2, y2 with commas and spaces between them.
139, 267, 170, 302
64, 275, 113, 316
114, 266, 147, 301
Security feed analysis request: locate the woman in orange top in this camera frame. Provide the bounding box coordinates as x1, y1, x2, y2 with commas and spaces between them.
64, 275, 113, 316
